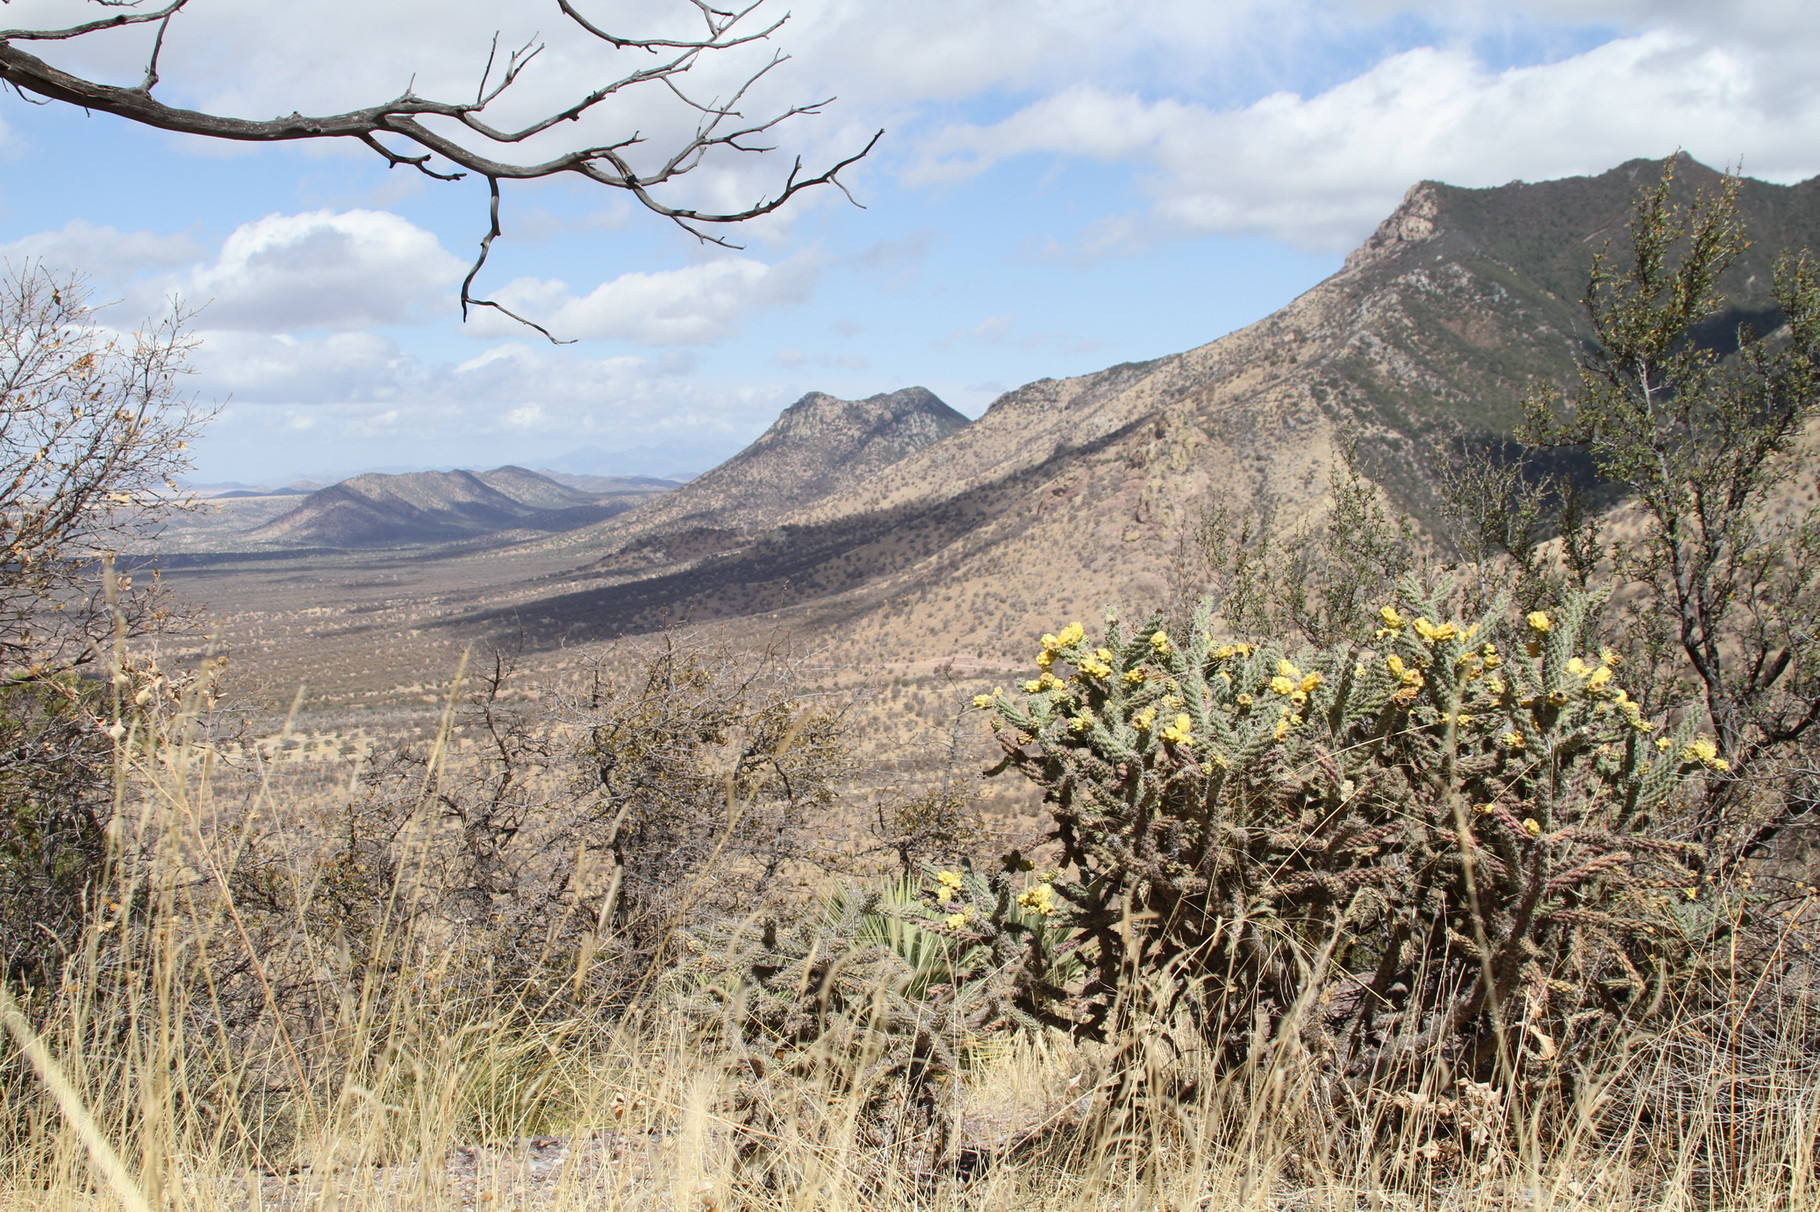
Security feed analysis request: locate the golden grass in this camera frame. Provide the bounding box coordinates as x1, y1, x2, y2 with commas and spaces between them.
3, 673, 1817, 1212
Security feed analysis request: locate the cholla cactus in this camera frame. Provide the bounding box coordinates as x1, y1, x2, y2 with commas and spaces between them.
975, 576, 1709, 1093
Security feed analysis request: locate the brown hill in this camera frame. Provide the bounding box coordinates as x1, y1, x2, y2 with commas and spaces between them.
564, 386, 970, 572
251, 466, 671, 548
457, 157, 1820, 663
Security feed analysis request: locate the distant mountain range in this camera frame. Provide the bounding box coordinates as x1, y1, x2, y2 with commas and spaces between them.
248, 467, 675, 548
436, 156, 1820, 655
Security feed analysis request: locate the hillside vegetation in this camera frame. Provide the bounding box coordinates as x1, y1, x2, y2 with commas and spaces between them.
5, 157, 1820, 1212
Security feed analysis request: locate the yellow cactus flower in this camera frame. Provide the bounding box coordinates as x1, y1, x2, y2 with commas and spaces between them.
1527, 611, 1552, 633
1656, 736, 1673, 751
1040, 633, 1062, 652
1233, 642, 1254, 657
1096, 647, 1115, 662
945, 911, 971, 929
1500, 730, 1526, 751
1289, 690, 1308, 707
1057, 622, 1086, 647
1523, 818, 1542, 837
1277, 659, 1302, 680
1159, 713, 1194, 745
1269, 675, 1297, 696
1680, 735, 1725, 770
1016, 884, 1057, 916
1213, 643, 1237, 659
972, 693, 997, 710
1079, 659, 1113, 680
1273, 717, 1291, 742
1712, 758, 1731, 772
1236, 694, 1254, 708
1133, 706, 1157, 731
1485, 677, 1506, 696
1587, 666, 1612, 690
1035, 649, 1056, 669
936, 870, 964, 893
1386, 654, 1407, 679
1123, 669, 1148, 686
1566, 657, 1590, 677
1600, 647, 1622, 667
1378, 606, 1406, 629
1211, 753, 1230, 769
1300, 671, 1324, 693
1413, 617, 1459, 643
1150, 630, 1171, 653
1068, 713, 1093, 733
1456, 714, 1473, 728
1023, 679, 1044, 694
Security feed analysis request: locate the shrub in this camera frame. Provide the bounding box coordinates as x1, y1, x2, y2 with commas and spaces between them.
966, 578, 1713, 1107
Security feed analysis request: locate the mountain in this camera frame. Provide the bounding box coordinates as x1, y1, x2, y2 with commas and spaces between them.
250, 466, 673, 548
565, 386, 970, 572
456, 157, 1820, 657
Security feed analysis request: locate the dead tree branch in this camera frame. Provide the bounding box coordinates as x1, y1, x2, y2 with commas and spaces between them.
0, 1, 881, 341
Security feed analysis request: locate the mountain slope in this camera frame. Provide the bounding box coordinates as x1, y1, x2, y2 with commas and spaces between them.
462, 158, 1820, 660
251, 466, 670, 547
566, 386, 969, 570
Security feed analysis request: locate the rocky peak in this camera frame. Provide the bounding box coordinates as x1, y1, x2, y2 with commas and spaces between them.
1343, 181, 1443, 274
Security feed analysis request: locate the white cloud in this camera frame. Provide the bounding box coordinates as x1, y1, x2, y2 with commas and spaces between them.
477, 252, 820, 345
0, 220, 204, 281
911, 26, 1820, 250
177, 210, 465, 330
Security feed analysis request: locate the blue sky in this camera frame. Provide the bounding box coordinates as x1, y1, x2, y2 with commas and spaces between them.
4, 0, 1818, 484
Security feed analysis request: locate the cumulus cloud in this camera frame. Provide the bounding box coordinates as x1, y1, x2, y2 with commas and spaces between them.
175, 210, 466, 330
0, 220, 205, 282
911, 25, 1820, 250
476, 252, 820, 345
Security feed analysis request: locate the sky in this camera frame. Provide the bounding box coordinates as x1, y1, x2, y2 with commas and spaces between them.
3, 0, 1819, 485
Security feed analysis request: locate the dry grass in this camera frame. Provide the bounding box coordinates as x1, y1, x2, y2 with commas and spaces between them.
2, 670, 1818, 1212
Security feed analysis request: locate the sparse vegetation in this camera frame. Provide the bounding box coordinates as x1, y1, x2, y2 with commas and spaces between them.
6, 162, 1820, 1211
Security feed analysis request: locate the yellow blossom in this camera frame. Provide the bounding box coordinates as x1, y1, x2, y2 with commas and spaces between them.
1016, 884, 1057, 916
1456, 714, 1473, 728
1379, 606, 1406, 629
1485, 677, 1506, 696
1035, 649, 1056, 669
1566, 657, 1591, 677
1211, 754, 1230, 769
1527, 611, 1552, 633
1712, 758, 1731, 772
1233, 642, 1254, 657
1057, 622, 1086, 647
1080, 659, 1112, 679
1214, 644, 1237, 659
1681, 735, 1724, 770
1133, 707, 1157, 731
1096, 647, 1114, 662
945, 911, 971, 929
1269, 675, 1297, 696
1600, 647, 1622, 667
1273, 717, 1291, 742
1300, 671, 1324, 693
1216, 669, 1232, 684
972, 693, 997, 710
1587, 666, 1613, 690
1500, 731, 1526, 751
1150, 630, 1171, 653
1159, 714, 1194, 745
1656, 736, 1673, 751
1123, 669, 1147, 685
1023, 679, 1044, 694
936, 870, 964, 893
1289, 690, 1308, 707
1068, 713, 1093, 733
1386, 654, 1407, 679
1237, 694, 1254, 708
1413, 617, 1460, 643
1523, 818, 1542, 837
1277, 659, 1302, 680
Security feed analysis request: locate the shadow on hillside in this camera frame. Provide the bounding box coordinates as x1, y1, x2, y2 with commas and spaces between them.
435, 419, 1148, 652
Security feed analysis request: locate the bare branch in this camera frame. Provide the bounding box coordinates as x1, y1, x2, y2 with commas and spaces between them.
0, 1, 881, 335
460, 178, 575, 346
